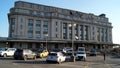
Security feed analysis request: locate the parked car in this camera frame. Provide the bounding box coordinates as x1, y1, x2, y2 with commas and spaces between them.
76, 51, 86, 61
77, 47, 85, 52
36, 49, 49, 58
90, 49, 97, 56
46, 52, 66, 64
0, 48, 16, 57
14, 49, 36, 60
62, 47, 73, 55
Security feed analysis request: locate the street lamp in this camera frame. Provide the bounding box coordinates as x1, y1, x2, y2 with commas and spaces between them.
6, 42, 8, 48
45, 34, 48, 50
69, 23, 77, 62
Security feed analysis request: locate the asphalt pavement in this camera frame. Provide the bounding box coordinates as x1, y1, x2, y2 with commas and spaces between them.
0, 55, 120, 68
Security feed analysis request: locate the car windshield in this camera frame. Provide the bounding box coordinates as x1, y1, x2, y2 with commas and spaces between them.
78, 49, 85, 51
16, 49, 23, 52
77, 52, 85, 54
64, 47, 72, 50
0, 48, 7, 51
38, 49, 45, 53
48, 53, 57, 56
91, 50, 96, 52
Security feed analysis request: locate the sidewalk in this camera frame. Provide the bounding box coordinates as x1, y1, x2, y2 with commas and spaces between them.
88, 55, 120, 68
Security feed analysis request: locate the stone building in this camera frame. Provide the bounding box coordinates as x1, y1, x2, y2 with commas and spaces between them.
1, 1, 113, 50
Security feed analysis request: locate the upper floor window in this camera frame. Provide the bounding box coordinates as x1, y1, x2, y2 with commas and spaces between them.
43, 21, 48, 26
36, 11, 41, 16
28, 26, 33, 31
36, 20, 41, 24
63, 22, 67, 28
28, 3, 33, 8
28, 19, 33, 24
56, 22, 58, 26
11, 18, 15, 24
28, 33, 33, 38
44, 12, 50, 17
44, 6, 50, 11
29, 10, 34, 15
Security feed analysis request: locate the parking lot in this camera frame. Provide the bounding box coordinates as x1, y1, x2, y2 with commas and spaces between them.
0, 55, 120, 68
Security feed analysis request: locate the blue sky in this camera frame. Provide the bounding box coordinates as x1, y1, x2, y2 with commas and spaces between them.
0, 0, 120, 44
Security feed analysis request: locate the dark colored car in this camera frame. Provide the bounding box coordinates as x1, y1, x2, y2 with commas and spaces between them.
90, 50, 97, 56
14, 49, 36, 60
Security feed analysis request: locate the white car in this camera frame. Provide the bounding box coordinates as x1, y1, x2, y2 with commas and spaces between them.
76, 51, 86, 61
46, 52, 66, 64
0, 48, 16, 57
77, 47, 85, 52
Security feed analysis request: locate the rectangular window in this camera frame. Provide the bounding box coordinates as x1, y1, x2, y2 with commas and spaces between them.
28, 19, 33, 25
36, 27, 40, 31
11, 25, 15, 30
11, 18, 15, 24
29, 3, 33, 8
43, 20, 48, 34
21, 2, 25, 7
44, 6, 49, 11
28, 33, 33, 38
36, 11, 41, 16
28, 10, 34, 15
80, 25, 83, 40
43, 21, 48, 26
56, 22, 58, 26
36, 31, 40, 34
56, 28, 58, 32
63, 22, 67, 39
56, 34, 58, 38
36, 5, 39, 9
28, 26, 33, 31
36, 20, 41, 25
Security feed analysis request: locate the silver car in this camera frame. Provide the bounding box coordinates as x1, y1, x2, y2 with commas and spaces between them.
14, 49, 36, 60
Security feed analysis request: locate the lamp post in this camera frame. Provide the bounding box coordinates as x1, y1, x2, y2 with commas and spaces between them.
45, 34, 48, 50
6, 42, 8, 48
69, 23, 76, 62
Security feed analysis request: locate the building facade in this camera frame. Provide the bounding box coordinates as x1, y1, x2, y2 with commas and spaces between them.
6, 1, 113, 50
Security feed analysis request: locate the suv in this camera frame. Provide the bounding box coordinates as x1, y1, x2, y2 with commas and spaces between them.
14, 49, 36, 60
0, 48, 16, 57
76, 51, 86, 61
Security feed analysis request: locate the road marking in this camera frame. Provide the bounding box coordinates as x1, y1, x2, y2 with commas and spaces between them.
85, 62, 89, 68
106, 63, 111, 68
13, 63, 19, 65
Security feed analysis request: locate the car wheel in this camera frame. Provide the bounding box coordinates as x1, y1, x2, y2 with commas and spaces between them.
23, 55, 27, 61
83, 57, 86, 61
3, 53, 7, 57
58, 59, 61, 64
41, 54, 44, 58
14, 57, 18, 60
33, 56, 36, 60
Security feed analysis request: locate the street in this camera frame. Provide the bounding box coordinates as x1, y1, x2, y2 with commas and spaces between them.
0, 55, 120, 68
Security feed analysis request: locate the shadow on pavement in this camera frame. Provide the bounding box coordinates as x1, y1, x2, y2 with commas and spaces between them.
13, 58, 79, 64
111, 55, 120, 58
0, 57, 14, 60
